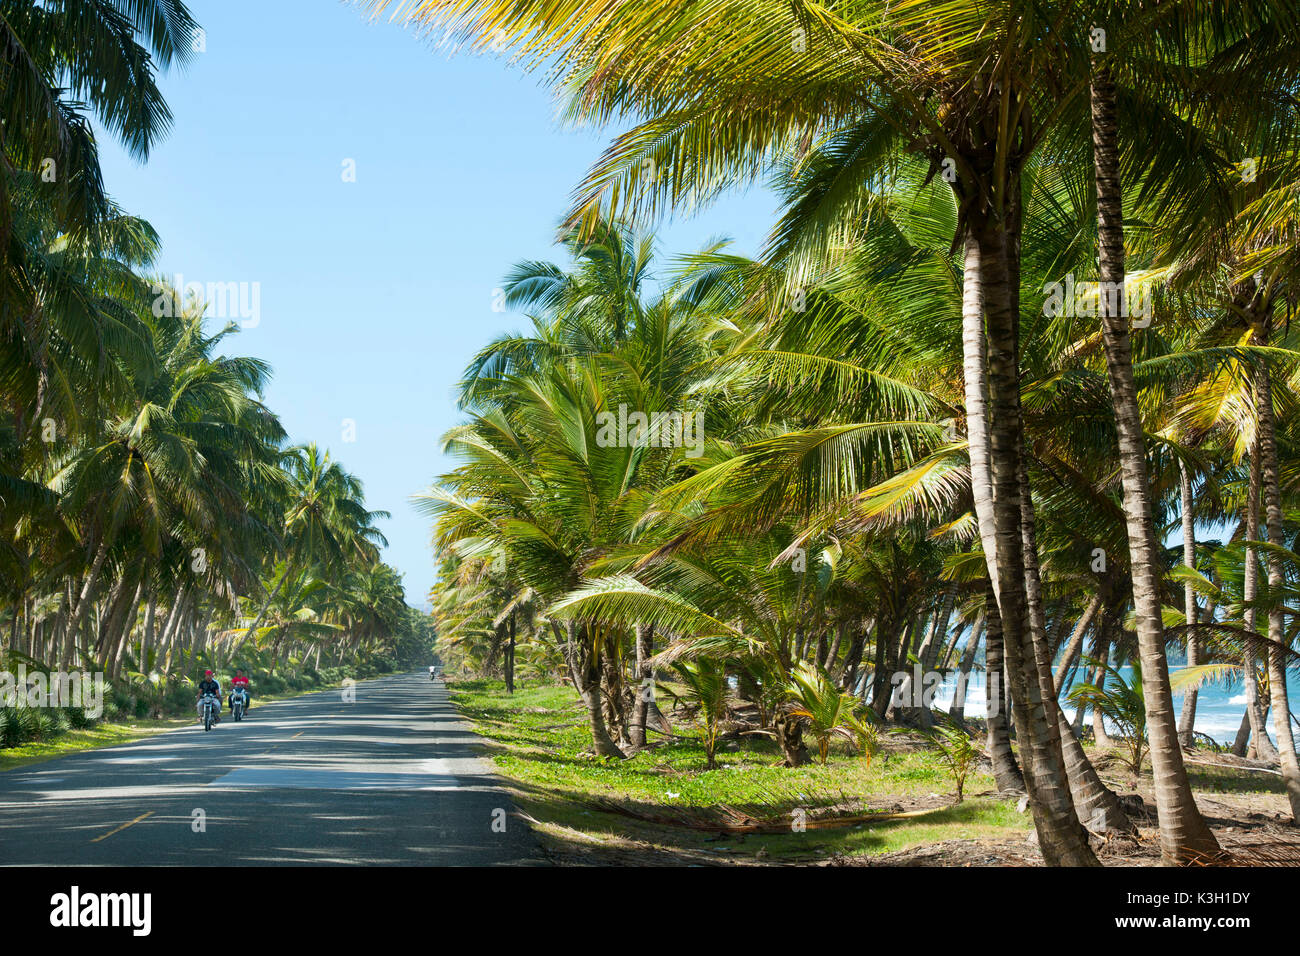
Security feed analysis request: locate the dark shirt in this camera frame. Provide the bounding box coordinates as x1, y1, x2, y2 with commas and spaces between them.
198, 679, 220, 697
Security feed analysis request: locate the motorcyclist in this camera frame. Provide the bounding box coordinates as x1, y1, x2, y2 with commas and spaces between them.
197, 669, 222, 724
228, 668, 251, 712
428, 665, 436, 680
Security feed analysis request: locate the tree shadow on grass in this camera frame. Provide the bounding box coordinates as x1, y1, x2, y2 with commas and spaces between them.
1186, 767, 1288, 795
503, 774, 1014, 865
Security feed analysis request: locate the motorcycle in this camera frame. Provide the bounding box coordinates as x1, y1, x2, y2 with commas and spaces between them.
198, 693, 221, 732
230, 686, 249, 721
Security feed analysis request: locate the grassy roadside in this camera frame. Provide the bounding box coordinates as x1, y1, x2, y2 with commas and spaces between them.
0, 672, 374, 773
447, 679, 1300, 865
0, 717, 194, 771
446, 678, 1031, 865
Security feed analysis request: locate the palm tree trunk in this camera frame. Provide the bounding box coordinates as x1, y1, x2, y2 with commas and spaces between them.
976, 210, 1095, 866
7, 597, 20, 655
960, 230, 1002, 594
1240, 439, 1280, 761
108, 579, 144, 679
233, 573, 288, 657
504, 609, 516, 694
574, 622, 622, 757
871, 617, 903, 718
139, 591, 157, 672
938, 620, 964, 671
1089, 617, 1115, 747
838, 627, 866, 689
1054, 594, 1103, 696
949, 612, 983, 726
1020, 456, 1131, 834
630, 622, 653, 748
1055, 699, 1135, 834
826, 625, 844, 674
1249, 308, 1300, 821
959, 219, 1024, 793
1177, 460, 1202, 748
982, 584, 1024, 793
158, 584, 188, 674
922, 589, 956, 673
56, 578, 78, 670
1091, 60, 1219, 863
63, 538, 110, 660
551, 620, 591, 704
774, 709, 810, 767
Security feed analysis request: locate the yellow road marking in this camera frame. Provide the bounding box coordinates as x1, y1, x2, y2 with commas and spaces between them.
91, 811, 154, 843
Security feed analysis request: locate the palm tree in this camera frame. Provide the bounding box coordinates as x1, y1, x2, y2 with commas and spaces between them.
369, 0, 1114, 863
1, 0, 198, 247
785, 660, 869, 765
658, 658, 730, 769
387, 0, 1300, 863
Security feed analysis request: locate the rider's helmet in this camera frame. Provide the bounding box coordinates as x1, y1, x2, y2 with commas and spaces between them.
204, 669, 213, 677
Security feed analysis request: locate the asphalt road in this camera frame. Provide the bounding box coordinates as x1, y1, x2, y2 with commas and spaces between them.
0, 671, 545, 865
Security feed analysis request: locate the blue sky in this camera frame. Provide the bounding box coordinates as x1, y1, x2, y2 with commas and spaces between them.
95, 1, 779, 607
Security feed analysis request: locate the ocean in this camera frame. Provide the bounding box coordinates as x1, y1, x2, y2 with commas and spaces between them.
930, 665, 1300, 746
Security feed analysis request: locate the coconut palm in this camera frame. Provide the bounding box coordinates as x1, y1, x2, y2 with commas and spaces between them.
785, 659, 870, 765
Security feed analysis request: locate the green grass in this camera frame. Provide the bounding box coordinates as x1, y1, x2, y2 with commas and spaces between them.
449, 679, 1030, 863
1182, 761, 1289, 795
0, 716, 191, 771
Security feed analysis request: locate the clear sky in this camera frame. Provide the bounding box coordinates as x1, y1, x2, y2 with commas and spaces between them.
95, 0, 779, 608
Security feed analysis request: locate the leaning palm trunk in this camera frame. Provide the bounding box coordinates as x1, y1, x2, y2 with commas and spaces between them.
1249, 310, 1300, 821
826, 626, 844, 673
62, 538, 110, 665
839, 627, 867, 690
92, 574, 130, 668
107, 580, 144, 679
1177, 461, 1201, 748
1091, 62, 1219, 863
1020, 459, 1132, 835
1054, 594, 1103, 696
232, 573, 289, 658
1055, 700, 1135, 834
159, 584, 190, 674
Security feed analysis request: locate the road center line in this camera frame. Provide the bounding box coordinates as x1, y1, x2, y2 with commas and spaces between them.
90, 810, 154, 843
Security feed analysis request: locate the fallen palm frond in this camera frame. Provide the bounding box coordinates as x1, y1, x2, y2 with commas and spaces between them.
580, 795, 947, 834
1187, 838, 1300, 867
